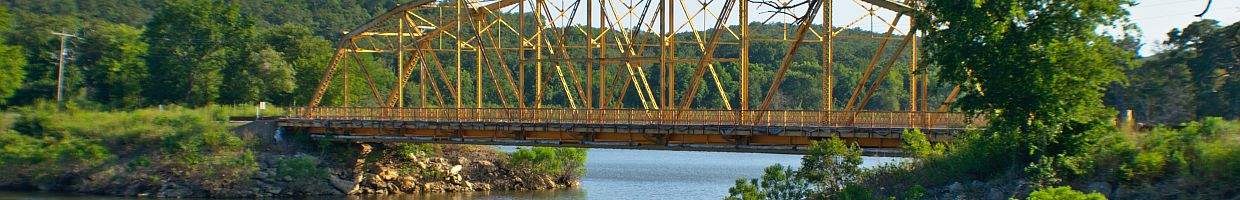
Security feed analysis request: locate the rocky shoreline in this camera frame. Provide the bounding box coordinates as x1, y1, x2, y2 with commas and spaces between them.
0, 121, 579, 198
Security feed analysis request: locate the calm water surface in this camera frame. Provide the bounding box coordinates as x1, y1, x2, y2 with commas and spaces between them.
0, 148, 901, 200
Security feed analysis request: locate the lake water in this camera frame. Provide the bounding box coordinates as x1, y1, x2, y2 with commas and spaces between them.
0, 148, 901, 200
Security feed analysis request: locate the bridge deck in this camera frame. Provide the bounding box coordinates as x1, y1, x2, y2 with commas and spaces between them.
279, 107, 983, 156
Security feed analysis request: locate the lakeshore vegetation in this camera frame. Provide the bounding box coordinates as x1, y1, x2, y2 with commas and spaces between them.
0, 0, 1234, 199
726, 0, 1239, 199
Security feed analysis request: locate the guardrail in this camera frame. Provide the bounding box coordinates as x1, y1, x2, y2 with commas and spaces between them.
288, 107, 985, 129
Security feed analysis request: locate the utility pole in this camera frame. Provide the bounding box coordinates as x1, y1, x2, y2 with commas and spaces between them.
51, 31, 78, 104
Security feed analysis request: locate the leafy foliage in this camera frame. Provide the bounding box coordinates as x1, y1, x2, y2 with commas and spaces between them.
1027, 186, 1107, 200
1108, 19, 1240, 123
919, 0, 1136, 183
0, 7, 25, 105
78, 22, 147, 108
273, 155, 328, 188
900, 129, 943, 158
726, 137, 864, 199
508, 147, 587, 177
143, 0, 256, 106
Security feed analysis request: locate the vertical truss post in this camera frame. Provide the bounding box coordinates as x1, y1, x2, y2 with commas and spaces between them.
586, 0, 595, 109
909, 17, 919, 127
659, 0, 667, 110
518, 1, 527, 108
342, 52, 350, 107
739, 0, 749, 111
397, 14, 406, 108
598, 0, 609, 109
456, 0, 464, 109
666, 0, 676, 109
822, 0, 834, 112
476, 19, 484, 109
535, 0, 545, 109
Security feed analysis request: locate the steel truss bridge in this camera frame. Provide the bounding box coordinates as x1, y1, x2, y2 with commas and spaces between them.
279, 0, 984, 155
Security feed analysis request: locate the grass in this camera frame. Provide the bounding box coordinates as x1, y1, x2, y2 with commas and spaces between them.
0, 102, 259, 191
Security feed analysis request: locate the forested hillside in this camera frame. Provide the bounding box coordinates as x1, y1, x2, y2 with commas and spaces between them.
0, 0, 940, 111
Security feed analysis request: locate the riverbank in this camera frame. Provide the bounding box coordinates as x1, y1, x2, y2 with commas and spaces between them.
724, 118, 1240, 199
0, 104, 584, 198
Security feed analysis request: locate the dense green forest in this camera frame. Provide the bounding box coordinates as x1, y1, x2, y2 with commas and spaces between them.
0, 0, 941, 112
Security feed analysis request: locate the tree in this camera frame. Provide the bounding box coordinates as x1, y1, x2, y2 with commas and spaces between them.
220, 48, 296, 104
1108, 20, 1240, 124
259, 24, 332, 106
1179, 21, 1240, 119
799, 137, 863, 194
0, 7, 25, 105
918, 0, 1136, 178
77, 22, 147, 108
143, 0, 255, 106
3, 12, 82, 106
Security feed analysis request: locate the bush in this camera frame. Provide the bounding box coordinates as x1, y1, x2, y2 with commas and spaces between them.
274, 155, 328, 187
509, 147, 587, 177
800, 137, 863, 192
726, 137, 865, 199
394, 143, 439, 158
901, 129, 943, 158
1027, 186, 1106, 200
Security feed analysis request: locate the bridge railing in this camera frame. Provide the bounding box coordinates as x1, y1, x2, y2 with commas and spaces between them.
288, 107, 985, 129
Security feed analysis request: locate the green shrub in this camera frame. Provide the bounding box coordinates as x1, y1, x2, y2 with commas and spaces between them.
274, 155, 328, 187
394, 143, 439, 158
1027, 186, 1106, 200
800, 137, 863, 192
834, 184, 876, 200
901, 129, 944, 158
726, 137, 866, 199
1124, 151, 1166, 182
509, 147, 587, 177
275, 155, 327, 179
901, 185, 927, 200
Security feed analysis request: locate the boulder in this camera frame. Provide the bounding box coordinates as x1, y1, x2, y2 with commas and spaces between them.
378, 167, 400, 181
398, 176, 418, 191
423, 182, 446, 192
366, 174, 386, 187
329, 175, 359, 194
449, 165, 463, 175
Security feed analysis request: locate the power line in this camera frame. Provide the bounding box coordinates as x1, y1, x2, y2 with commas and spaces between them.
1133, 0, 1197, 8
1195, 0, 1213, 17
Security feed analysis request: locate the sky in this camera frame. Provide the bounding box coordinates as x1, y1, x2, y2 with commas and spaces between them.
1127, 0, 1239, 55
509, 0, 1237, 56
